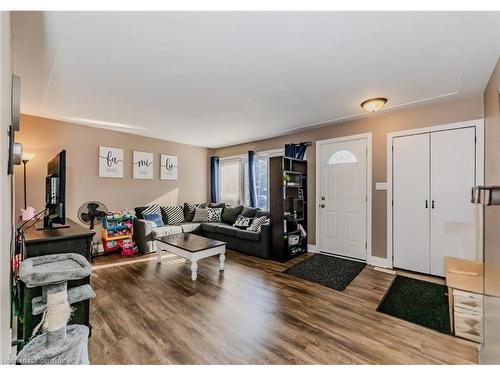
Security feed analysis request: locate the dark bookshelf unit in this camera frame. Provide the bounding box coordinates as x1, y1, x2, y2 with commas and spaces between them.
269, 156, 308, 262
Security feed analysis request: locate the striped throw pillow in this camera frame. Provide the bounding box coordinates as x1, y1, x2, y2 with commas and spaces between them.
161, 206, 185, 225
246, 216, 268, 232
141, 204, 161, 217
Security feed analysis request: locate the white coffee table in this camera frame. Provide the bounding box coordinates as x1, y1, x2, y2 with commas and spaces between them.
154, 233, 226, 281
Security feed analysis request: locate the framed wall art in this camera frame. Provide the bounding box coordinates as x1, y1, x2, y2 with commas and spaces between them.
133, 151, 154, 179
99, 146, 124, 178
160, 154, 178, 180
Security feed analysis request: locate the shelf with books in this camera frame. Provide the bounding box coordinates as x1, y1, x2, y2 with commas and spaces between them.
270, 156, 308, 262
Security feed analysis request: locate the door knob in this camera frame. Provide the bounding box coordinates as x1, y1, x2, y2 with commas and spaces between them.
320, 204, 325, 208
321, 197, 325, 200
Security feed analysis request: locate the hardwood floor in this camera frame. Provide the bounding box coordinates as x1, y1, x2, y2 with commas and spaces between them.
88, 251, 479, 364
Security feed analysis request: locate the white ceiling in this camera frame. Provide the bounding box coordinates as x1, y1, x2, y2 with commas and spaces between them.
12, 11, 500, 148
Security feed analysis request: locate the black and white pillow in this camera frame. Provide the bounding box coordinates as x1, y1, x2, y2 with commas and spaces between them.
192, 207, 209, 222
233, 216, 253, 229
246, 216, 268, 232
184, 202, 198, 222
207, 207, 222, 222
141, 204, 161, 217
161, 206, 185, 224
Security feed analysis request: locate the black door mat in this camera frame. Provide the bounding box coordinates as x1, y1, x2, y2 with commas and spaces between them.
283, 254, 366, 291
377, 275, 451, 335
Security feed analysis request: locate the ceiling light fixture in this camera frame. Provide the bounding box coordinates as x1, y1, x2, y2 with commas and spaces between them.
361, 97, 387, 113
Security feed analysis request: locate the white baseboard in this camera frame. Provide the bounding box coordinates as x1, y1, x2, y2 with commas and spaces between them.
307, 244, 317, 253
368, 256, 391, 268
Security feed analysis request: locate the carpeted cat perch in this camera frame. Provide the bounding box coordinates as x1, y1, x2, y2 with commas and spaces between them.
16, 253, 95, 365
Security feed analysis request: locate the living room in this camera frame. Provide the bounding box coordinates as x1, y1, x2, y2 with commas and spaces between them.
1, 1, 500, 370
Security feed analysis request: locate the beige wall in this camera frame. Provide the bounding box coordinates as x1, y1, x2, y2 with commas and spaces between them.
0, 11, 12, 362
214, 95, 484, 258
481, 57, 500, 364
15, 114, 210, 225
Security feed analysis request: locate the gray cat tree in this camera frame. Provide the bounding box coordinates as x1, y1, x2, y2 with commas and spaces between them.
16, 253, 95, 365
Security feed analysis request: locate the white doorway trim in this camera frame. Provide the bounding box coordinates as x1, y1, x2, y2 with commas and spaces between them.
387, 119, 485, 269
316, 132, 372, 263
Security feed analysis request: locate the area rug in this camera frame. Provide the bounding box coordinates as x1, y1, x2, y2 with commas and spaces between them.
283, 254, 366, 291
377, 275, 451, 335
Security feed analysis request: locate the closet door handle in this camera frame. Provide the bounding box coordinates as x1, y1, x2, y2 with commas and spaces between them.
431, 200, 435, 209
425, 200, 428, 208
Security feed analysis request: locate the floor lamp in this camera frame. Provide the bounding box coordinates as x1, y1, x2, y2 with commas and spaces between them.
22, 152, 36, 209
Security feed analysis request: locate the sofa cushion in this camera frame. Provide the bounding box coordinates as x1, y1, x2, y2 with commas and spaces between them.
177, 223, 201, 233
161, 206, 185, 224
247, 216, 268, 232
183, 203, 198, 222
215, 223, 238, 236
193, 207, 209, 222
256, 210, 270, 218
151, 225, 182, 239
207, 207, 223, 222
241, 206, 258, 218
201, 223, 218, 233
236, 229, 261, 242
143, 213, 164, 227
141, 204, 162, 216
135, 206, 148, 219
222, 205, 243, 224
233, 215, 253, 229
208, 202, 226, 209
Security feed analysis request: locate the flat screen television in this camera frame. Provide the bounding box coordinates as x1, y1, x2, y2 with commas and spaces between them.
39, 150, 68, 230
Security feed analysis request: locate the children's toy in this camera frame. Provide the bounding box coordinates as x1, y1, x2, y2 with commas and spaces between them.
101, 210, 137, 255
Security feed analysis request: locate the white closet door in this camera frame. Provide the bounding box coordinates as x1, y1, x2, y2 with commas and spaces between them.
430, 127, 476, 276
393, 133, 430, 274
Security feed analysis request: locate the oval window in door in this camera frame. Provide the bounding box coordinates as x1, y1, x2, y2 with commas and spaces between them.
328, 150, 357, 165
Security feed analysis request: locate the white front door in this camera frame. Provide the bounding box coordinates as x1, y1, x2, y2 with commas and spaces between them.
318, 137, 368, 260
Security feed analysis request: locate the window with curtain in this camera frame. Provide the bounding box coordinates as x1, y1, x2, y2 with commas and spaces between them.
220, 159, 242, 205
244, 156, 269, 209
219, 150, 279, 210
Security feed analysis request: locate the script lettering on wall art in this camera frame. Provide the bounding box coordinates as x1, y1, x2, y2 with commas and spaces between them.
99, 146, 124, 178
160, 154, 178, 181
133, 151, 154, 179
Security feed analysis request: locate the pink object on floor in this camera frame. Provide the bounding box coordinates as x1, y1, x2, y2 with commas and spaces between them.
121, 248, 137, 256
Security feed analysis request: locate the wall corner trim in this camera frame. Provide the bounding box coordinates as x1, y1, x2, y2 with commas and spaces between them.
307, 244, 317, 253
368, 256, 391, 268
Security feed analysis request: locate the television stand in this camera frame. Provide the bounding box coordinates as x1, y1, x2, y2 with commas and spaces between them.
35, 222, 71, 231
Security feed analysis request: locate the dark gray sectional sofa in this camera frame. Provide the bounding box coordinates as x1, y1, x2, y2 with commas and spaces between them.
133, 204, 271, 259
